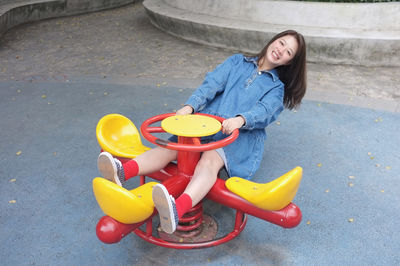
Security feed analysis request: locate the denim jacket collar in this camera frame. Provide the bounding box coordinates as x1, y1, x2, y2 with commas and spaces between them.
244, 56, 279, 82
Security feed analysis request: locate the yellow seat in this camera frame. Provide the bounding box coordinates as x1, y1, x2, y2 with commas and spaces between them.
93, 177, 158, 224
96, 114, 151, 159
225, 167, 303, 211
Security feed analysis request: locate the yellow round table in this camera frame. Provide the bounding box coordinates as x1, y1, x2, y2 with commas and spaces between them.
161, 115, 221, 137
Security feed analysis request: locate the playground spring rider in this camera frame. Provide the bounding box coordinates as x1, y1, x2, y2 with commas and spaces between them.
93, 113, 303, 249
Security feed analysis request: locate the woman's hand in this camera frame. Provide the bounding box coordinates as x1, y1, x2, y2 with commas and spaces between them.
222, 116, 245, 135
176, 105, 194, 115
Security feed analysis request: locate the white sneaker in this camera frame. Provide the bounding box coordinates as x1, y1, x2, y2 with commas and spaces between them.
97, 152, 125, 187
152, 184, 178, 234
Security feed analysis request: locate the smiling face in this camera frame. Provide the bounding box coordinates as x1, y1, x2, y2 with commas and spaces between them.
262, 34, 299, 70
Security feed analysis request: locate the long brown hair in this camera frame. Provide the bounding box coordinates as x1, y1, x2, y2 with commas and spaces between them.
256, 30, 307, 109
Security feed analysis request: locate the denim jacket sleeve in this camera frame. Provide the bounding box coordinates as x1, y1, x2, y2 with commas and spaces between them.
238, 83, 284, 130
185, 54, 242, 112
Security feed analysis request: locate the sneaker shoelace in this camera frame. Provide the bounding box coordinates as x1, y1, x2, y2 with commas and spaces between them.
114, 159, 125, 184
170, 195, 179, 226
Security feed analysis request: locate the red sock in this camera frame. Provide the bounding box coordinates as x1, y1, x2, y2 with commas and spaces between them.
122, 160, 139, 180
175, 193, 193, 218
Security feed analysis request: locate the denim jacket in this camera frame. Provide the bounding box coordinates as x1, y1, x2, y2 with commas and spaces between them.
185, 54, 284, 179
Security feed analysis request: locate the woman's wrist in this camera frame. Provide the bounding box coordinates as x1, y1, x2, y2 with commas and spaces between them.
176, 105, 194, 115
184, 105, 194, 114
235, 115, 246, 128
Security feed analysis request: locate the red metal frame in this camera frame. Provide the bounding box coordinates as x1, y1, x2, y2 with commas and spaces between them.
140, 113, 239, 152
95, 113, 302, 249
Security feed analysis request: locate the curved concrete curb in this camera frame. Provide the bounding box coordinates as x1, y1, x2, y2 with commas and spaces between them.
143, 0, 400, 67
0, 0, 135, 37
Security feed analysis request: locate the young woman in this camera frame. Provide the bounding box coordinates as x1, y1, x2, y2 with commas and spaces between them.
97, 30, 307, 234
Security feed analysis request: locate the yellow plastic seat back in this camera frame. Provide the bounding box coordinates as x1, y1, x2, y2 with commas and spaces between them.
93, 177, 158, 224
96, 114, 150, 159
226, 167, 302, 211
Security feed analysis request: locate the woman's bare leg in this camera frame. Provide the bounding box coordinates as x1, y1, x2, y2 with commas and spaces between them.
134, 147, 178, 176
183, 150, 224, 206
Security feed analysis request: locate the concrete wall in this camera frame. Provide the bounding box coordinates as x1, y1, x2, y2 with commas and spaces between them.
0, 0, 28, 4
167, 0, 400, 31
66, 0, 134, 14
0, 0, 136, 37
143, 0, 400, 67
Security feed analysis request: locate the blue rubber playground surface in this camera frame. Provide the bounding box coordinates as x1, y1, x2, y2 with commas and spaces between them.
0, 76, 399, 265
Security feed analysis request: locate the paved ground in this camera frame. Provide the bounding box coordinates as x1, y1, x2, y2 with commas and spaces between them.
0, 2, 399, 265
0, 2, 399, 110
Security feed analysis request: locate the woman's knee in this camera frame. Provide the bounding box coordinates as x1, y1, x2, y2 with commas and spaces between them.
197, 150, 224, 172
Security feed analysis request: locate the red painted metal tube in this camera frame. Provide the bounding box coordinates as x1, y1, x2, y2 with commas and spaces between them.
146, 163, 178, 182
133, 213, 247, 249
96, 216, 144, 244
207, 179, 302, 228
97, 207, 248, 248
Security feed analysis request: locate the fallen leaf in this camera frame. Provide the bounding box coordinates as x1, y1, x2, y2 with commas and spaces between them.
41, 94, 47, 99
348, 218, 354, 222
307, 221, 311, 225
317, 163, 322, 167
348, 182, 354, 187
16, 150, 22, 156
10, 179, 16, 182
9, 200, 16, 204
